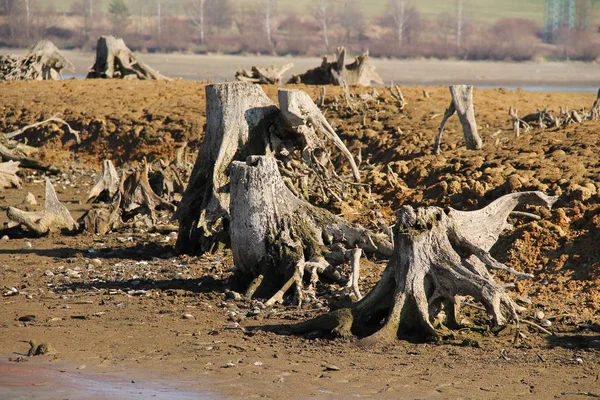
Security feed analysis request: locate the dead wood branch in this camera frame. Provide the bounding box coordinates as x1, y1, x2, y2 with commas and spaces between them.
81, 193, 122, 235
390, 84, 407, 110
6, 179, 78, 235
288, 47, 383, 86
0, 41, 74, 81
120, 160, 176, 218
235, 63, 293, 84
0, 142, 61, 174
284, 191, 557, 343
87, 36, 169, 80
434, 85, 483, 155
4, 114, 80, 144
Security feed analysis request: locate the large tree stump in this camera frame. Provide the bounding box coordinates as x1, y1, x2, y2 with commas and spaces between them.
87, 36, 169, 80
433, 85, 483, 154
0, 41, 74, 81
6, 179, 78, 235
235, 63, 293, 84
176, 82, 361, 255
288, 47, 383, 86
285, 191, 557, 343
230, 156, 391, 305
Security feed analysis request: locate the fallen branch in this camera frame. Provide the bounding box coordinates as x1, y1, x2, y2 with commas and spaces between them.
4, 113, 81, 144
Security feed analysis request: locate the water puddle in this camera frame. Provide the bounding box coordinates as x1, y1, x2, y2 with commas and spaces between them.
0, 356, 218, 400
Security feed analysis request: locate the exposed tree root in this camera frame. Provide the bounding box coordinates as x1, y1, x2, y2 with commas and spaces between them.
285, 191, 557, 343
0, 41, 74, 81
86, 160, 120, 203
6, 179, 78, 235
87, 36, 169, 80
235, 63, 293, 84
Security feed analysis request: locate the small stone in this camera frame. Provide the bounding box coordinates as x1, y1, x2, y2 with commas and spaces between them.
90, 258, 102, 267
575, 357, 583, 364
254, 361, 263, 366
183, 313, 194, 319
20, 192, 37, 206
535, 311, 545, 320
24, 242, 32, 249
1, 235, 9, 241
225, 290, 242, 301
222, 362, 236, 368
540, 319, 552, 327
322, 364, 340, 371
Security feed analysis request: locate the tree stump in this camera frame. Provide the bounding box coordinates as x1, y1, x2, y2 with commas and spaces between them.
433, 85, 483, 154
6, 179, 78, 235
235, 63, 294, 84
286, 191, 558, 343
0, 41, 74, 81
229, 156, 391, 305
176, 82, 361, 255
87, 36, 169, 80
86, 160, 120, 203
0, 161, 21, 189
288, 47, 383, 86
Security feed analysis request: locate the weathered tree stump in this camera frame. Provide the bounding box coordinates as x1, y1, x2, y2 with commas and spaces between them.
120, 160, 175, 218
7, 179, 78, 235
285, 191, 557, 343
81, 193, 122, 235
0, 41, 74, 81
0, 161, 21, 189
230, 156, 391, 305
235, 63, 293, 84
288, 47, 383, 86
176, 82, 360, 255
433, 85, 483, 154
87, 36, 169, 80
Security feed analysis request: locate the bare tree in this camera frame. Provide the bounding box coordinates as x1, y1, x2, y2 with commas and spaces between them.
457, 0, 463, 49
206, 0, 232, 33
157, 0, 162, 38
189, 0, 205, 43
263, 0, 276, 49
24, 0, 31, 40
389, 0, 410, 45
313, 0, 334, 50
340, 0, 362, 41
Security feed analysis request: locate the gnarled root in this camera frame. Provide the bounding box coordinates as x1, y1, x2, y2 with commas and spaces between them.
286, 191, 556, 343
80, 193, 122, 235
6, 179, 78, 235
0, 160, 21, 189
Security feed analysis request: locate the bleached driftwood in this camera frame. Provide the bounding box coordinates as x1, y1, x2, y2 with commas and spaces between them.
229, 156, 391, 305
0, 41, 74, 81
87, 36, 169, 80
81, 193, 122, 235
235, 63, 293, 84
0, 160, 21, 189
286, 191, 557, 343
0, 141, 60, 173
4, 113, 80, 144
86, 160, 120, 203
6, 179, 78, 235
434, 85, 483, 154
288, 47, 383, 86
120, 160, 176, 217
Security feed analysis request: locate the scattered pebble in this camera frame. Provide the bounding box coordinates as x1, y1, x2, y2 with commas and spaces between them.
254, 361, 263, 366
23, 242, 32, 249
1, 235, 9, 241
575, 357, 583, 364
540, 319, 552, 327
322, 364, 340, 371
222, 362, 236, 368
535, 311, 545, 320
183, 313, 195, 319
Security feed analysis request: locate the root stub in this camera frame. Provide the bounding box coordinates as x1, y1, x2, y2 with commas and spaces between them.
285, 191, 557, 343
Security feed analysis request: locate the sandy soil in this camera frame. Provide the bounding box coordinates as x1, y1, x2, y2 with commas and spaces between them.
1, 80, 599, 399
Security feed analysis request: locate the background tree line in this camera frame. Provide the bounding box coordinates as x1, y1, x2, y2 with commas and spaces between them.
1, 0, 600, 61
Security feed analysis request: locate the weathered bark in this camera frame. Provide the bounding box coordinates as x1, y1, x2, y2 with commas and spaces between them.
0, 41, 74, 81
235, 63, 293, 84
175, 82, 279, 254
81, 193, 122, 235
86, 160, 120, 203
285, 191, 557, 343
0, 160, 20, 189
3, 113, 81, 144
6, 179, 78, 235
433, 85, 483, 155
288, 47, 383, 86
229, 156, 391, 305
176, 82, 360, 255
87, 36, 169, 80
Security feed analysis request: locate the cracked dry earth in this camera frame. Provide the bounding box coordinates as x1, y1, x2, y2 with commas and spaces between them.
0, 80, 599, 399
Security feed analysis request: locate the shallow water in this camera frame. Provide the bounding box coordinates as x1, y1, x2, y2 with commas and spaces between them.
0, 357, 217, 400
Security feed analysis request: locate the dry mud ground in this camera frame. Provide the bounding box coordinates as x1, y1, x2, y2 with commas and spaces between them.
0, 80, 600, 399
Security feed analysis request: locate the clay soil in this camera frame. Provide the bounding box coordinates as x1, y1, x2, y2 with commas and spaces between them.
1, 79, 599, 399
